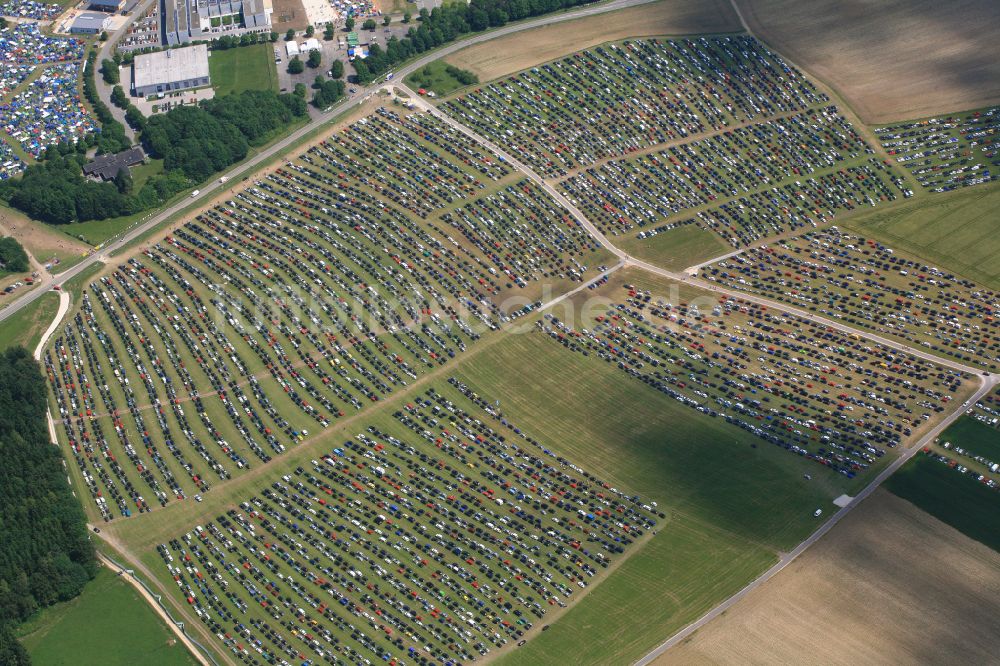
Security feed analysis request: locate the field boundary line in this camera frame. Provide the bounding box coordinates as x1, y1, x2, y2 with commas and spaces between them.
632, 372, 997, 665
97, 551, 218, 666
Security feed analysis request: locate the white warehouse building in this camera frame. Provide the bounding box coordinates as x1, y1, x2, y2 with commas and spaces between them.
132, 44, 211, 97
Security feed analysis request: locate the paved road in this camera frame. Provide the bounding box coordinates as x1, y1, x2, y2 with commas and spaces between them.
0, 0, 659, 326
93, 0, 157, 142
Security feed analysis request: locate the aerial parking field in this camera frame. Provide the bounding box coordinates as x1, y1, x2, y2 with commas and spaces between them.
46, 106, 613, 522
534, 269, 978, 479
16, 8, 1000, 664
875, 106, 1000, 192
440, 35, 910, 271
557, 106, 901, 245
147, 379, 661, 665
441, 36, 829, 179
698, 227, 1000, 371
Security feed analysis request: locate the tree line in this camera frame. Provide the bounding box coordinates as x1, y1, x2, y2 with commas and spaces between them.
141, 89, 306, 183
0, 237, 29, 273
0, 348, 97, 666
82, 52, 131, 156
352, 0, 598, 84
116, 29, 279, 66
0, 89, 306, 226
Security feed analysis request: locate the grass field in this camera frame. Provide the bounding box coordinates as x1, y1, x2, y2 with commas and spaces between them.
736, 0, 1000, 123
448, 333, 842, 664
453, 333, 845, 551
499, 519, 774, 666
848, 183, 1000, 289
209, 44, 279, 97
404, 61, 477, 97
660, 490, 1000, 665
617, 222, 731, 271
884, 453, 1000, 552
59, 262, 104, 300
444, 0, 741, 82
16, 567, 197, 666
60, 212, 143, 247
0, 205, 90, 269
131, 158, 166, 192
0, 290, 59, 352
939, 416, 1000, 460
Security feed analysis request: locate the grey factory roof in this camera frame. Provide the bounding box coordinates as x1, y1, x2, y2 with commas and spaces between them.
71, 12, 111, 30
133, 44, 209, 89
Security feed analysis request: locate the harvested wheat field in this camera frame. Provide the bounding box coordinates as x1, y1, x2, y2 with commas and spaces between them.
657, 490, 1000, 666
736, 0, 1000, 123
444, 0, 740, 82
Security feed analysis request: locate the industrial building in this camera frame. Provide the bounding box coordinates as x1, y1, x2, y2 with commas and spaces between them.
70, 12, 112, 33
132, 44, 210, 96
88, 0, 125, 12
161, 0, 272, 46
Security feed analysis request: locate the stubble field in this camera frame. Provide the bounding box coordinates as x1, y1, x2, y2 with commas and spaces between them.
736, 0, 1000, 123
657, 490, 1000, 665
443, 0, 741, 82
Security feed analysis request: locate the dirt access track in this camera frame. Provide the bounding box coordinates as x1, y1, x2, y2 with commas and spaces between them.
657, 490, 1000, 665
735, 0, 1000, 123
444, 0, 741, 82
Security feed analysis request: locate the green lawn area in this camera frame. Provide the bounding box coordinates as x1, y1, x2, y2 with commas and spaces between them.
405, 60, 478, 96
442, 331, 849, 664
60, 262, 103, 300
848, 183, 1000, 290
0, 290, 60, 352
455, 332, 848, 551
210, 44, 279, 97
939, 415, 1000, 461
16, 567, 198, 666
885, 453, 1000, 553
131, 158, 165, 192
499, 519, 774, 666
617, 223, 731, 272
60, 213, 142, 247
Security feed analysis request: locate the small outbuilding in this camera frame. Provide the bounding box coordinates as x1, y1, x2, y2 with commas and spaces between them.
70, 12, 112, 34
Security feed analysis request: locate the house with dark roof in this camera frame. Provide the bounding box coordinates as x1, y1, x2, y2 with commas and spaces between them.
82, 146, 146, 181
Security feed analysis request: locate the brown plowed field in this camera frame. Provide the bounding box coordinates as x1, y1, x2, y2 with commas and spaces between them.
444, 0, 741, 82
736, 0, 1000, 123
657, 490, 1000, 665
